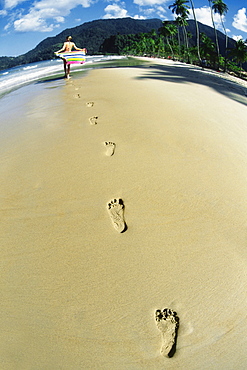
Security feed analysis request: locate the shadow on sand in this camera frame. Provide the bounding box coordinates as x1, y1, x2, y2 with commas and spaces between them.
134, 62, 247, 106
37, 75, 65, 84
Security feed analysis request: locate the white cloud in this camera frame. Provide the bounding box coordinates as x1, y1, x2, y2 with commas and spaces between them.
156, 5, 166, 18
10, 0, 93, 32
103, 1, 147, 20
232, 8, 247, 33
4, 0, 29, 9
0, 10, 8, 16
103, 3, 129, 19
133, 14, 146, 19
54, 16, 65, 23
133, 0, 167, 19
189, 6, 222, 29
232, 34, 244, 41
4, 22, 11, 30
141, 8, 155, 15
14, 14, 54, 32
134, 0, 168, 5
34, 0, 92, 11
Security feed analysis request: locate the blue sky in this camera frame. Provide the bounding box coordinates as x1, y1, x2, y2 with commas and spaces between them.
0, 0, 247, 56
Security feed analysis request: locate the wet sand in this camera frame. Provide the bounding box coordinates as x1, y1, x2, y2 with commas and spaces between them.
0, 59, 247, 369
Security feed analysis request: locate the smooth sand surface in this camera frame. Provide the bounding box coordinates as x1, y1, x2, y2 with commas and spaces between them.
0, 59, 247, 369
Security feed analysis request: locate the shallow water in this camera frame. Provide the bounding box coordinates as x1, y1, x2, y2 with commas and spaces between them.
0, 56, 149, 98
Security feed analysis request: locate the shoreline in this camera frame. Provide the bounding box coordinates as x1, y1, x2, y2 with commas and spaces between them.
135, 55, 247, 86
134, 56, 247, 103
0, 56, 148, 99
0, 60, 247, 368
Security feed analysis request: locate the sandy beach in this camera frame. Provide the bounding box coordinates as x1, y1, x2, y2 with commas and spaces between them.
0, 58, 247, 369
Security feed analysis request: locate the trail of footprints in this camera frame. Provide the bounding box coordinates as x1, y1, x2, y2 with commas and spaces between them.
75, 89, 179, 357
85, 99, 125, 233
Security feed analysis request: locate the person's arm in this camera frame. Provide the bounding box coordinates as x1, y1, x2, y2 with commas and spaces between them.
72, 43, 85, 51
55, 43, 66, 54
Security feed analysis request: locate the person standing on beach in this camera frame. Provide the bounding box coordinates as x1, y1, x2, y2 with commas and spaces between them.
55, 36, 85, 79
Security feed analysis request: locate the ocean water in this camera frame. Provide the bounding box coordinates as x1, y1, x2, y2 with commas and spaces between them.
0, 55, 127, 97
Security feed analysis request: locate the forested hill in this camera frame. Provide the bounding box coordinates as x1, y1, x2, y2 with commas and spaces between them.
0, 18, 163, 70
28, 18, 163, 59
0, 17, 236, 71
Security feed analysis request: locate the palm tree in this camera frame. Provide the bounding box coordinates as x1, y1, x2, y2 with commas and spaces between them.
175, 15, 189, 61
175, 16, 183, 56
212, 0, 228, 71
169, 0, 190, 17
156, 35, 166, 57
147, 30, 157, 56
139, 33, 148, 55
169, 0, 190, 62
159, 21, 177, 59
189, 0, 202, 64
180, 14, 190, 62
200, 33, 217, 66
228, 39, 247, 77
208, 0, 220, 68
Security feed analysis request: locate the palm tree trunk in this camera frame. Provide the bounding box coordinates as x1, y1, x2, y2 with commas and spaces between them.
166, 37, 175, 59
220, 16, 228, 72
190, 0, 202, 65
181, 25, 186, 60
177, 26, 181, 57
209, 0, 220, 68
182, 22, 190, 63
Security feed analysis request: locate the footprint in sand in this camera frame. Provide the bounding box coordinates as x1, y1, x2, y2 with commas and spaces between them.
107, 198, 126, 233
104, 142, 116, 156
74, 93, 81, 99
86, 101, 94, 107
89, 116, 98, 125
155, 308, 179, 358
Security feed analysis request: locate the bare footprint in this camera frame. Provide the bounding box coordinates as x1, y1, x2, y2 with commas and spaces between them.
104, 142, 116, 156
107, 198, 126, 233
89, 116, 98, 125
155, 308, 179, 358
86, 101, 94, 107
74, 93, 81, 98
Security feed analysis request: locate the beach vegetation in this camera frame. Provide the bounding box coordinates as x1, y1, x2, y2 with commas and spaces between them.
104, 26, 246, 81
159, 22, 178, 60
169, 0, 190, 63
208, 0, 221, 69
189, 0, 202, 65
227, 39, 247, 77
200, 33, 218, 67
212, 0, 228, 71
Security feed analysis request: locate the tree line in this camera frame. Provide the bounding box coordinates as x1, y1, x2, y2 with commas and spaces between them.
101, 0, 247, 78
